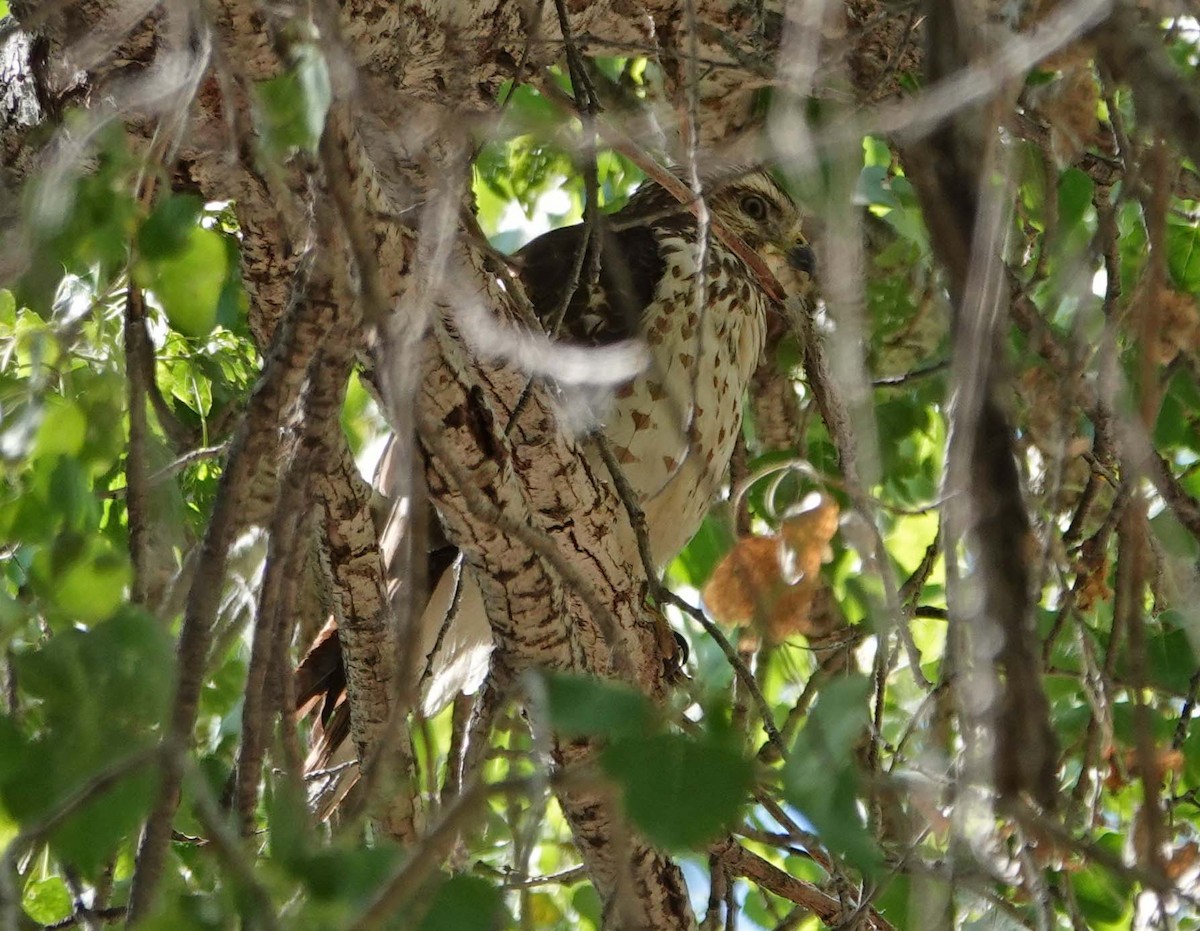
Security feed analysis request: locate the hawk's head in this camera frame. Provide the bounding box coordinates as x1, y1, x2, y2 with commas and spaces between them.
704, 169, 816, 297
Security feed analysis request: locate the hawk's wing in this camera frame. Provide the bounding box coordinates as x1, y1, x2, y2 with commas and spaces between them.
516, 222, 665, 347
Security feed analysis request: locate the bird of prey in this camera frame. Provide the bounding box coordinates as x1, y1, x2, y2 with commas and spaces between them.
297, 166, 815, 801
519, 167, 814, 563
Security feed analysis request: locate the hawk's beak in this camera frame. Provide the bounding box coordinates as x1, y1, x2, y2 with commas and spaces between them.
787, 241, 815, 277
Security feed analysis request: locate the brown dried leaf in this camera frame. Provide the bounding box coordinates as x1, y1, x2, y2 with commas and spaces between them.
702, 494, 839, 643
702, 536, 786, 628
1103, 747, 1127, 792
765, 583, 822, 644
1121, 746, 1185, 780
1147, 287, 1200, 365
1019, 365, 1067, 451
1166, 842, 1200, 881
1073, 553, 1112, 613
778, 493, 840, 582
1042, 63, 1100, 165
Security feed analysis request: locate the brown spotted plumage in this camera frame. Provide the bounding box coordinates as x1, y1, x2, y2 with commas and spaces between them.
517, 167, 815, 562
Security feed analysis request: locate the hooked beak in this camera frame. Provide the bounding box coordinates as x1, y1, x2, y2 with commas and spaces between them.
787, 241, 815, 277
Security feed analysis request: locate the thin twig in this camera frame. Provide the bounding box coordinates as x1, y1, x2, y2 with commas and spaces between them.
124, 282, 151, 605
710, 839, 898, 931
593, 433, 791, 759
146, 443, 230, 484
665, 590, 787, 756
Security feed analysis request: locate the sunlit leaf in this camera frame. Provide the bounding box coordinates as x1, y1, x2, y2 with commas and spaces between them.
1071, 835, 1133, 925
671, 510, 736, 588
135, 225, 229, 338
139, 194, 205, 260
1057, 167, 1094, 236
32, 396, 86, 459
22, 876, 72, 925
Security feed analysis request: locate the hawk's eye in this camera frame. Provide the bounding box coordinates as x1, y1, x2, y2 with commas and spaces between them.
740, 193, 769, 222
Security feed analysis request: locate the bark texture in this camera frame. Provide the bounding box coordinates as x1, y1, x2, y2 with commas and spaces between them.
0, 0, 914, 926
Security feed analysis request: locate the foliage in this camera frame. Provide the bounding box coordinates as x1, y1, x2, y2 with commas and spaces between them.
2, 6, 1200, 931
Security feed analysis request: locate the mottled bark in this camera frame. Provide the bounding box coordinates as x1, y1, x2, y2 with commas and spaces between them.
418, 295, 693, 927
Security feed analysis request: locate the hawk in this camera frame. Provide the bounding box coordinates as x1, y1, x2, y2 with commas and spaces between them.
298, 167, 814, 793
518, 167, 814, 564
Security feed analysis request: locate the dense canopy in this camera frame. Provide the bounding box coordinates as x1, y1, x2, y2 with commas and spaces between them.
1, 1, 1200, 929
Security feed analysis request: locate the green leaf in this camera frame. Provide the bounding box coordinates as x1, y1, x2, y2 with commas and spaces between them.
51, 767, 157, 874
138, 194, 205, 260
571, 884, 602, 928
1148, 623, 1200, 692
1154, 370, 1200, 449
9, 607, 172, 750
1181, 727, 1200, 788
501, 82, 560, 132
0, 611, 171, 874
32, 396, 86, 459
1167, 216, 1200, 293
0, 288, 16, 326
791, 674, 871, 755
0, 587, 25, 642
136, 225, 230, 338
879, 202, 928, 248
0, 716, 28, 786
863, 136, 891, 168
1109, 701, 1174, 749
214, 236, 248, 332
417, 875, 506, 931
256, 46, 332, 158
524, 892, 562, 926
16, 128, 137, 314
1151, 510, 1200, 562
1072, 835, 1133, 925
23, 876, 72, 924
1114, 623, 1198, 695
671, 510, 735, 587
266, 779, 311, 868
0, 400, 42, 463
289, 846, 400, 904
1057, 168, 1094, 236
140, 893, 231, 931
596, 150, 644, 210
46, 455, 96, 529
872, 875, 912, 922
783, 673, 882, 872
1117, 200, 1148, 294
1025, 67, 1058, 87
601, 732, 753, 850
542, 672, 655, 740
31, 531, 130, 625
855, 165, 898, 209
